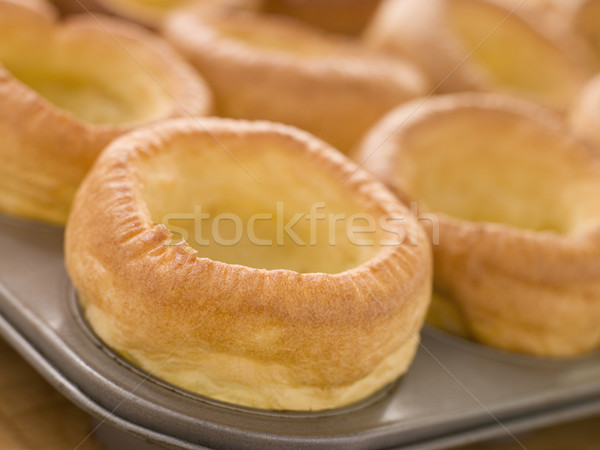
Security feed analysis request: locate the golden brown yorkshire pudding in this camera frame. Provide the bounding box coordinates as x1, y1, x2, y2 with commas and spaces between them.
364, 0, 593, 111
569, 74, 600, 149
163, 7, 426, 154
0, 0, 212, 224
64, 118, 432, 411
354, 93, 600, 357
260, 0, 382, 35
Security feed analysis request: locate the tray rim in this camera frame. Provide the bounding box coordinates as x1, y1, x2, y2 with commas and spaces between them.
2, 305, 600, 450
1, 215, 600, 449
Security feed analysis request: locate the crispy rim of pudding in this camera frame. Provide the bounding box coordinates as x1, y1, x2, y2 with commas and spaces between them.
363, 0, 594, 111
162, 6, 427, 154
569, 73, 600, 149
64, 118, 432, 411
354, 92, 600, 357
0, 0, 213, 225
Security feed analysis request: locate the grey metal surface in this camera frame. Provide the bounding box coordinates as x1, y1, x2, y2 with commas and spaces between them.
0, 214, 600, 450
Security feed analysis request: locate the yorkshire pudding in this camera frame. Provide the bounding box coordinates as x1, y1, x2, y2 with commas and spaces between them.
364, 0, 593, 111
354, 93, 600, 357
64, 118, 432, 411
0, 0, 212, 224
163, 7, 426, 154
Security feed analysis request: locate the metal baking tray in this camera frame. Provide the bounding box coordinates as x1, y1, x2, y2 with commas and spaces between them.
1, 213, 600, 450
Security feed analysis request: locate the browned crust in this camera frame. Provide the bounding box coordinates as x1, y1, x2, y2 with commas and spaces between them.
162, 6, 427, 154
0, 0, 213, 224
65, 118, 432, 410
354, 92, 600, 356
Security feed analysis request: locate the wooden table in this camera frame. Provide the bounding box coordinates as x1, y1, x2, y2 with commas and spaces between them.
0, 335, 598, 450
0, 337, 103, 450
458, 417, 600, 449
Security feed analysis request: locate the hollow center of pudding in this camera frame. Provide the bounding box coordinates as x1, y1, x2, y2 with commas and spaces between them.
447, 0, 576, 108
214, 14, 339, 57
0, 24, 173, 125
399, 109, 600, 234
141, 136, 384, 273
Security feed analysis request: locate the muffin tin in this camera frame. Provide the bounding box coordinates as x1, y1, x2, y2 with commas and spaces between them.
1, 214, 600, 449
